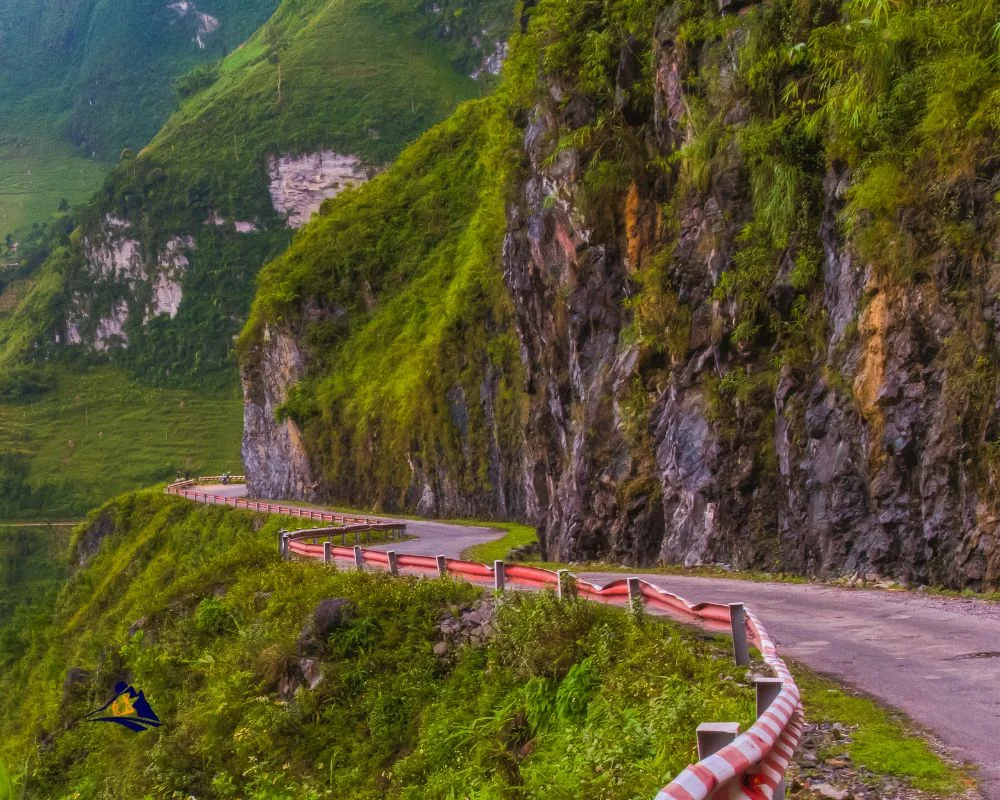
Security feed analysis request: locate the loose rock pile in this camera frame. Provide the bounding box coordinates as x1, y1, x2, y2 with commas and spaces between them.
433, 600, 497, 658
787, 721, 979, 800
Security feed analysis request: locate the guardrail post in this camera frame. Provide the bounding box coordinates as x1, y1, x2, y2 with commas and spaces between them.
387, 551, 399, 576
627, 577, 642, 613
696, 721, 740, 761
729, 603, 750, 666
278, 529, 285, 556
436, 555, 448, 578
280, 531, 289, 560
494, 561, 505, 593
754, 677, 783, 718
557, 570, 575, 600
324, 541, 332, 566
754, 677, 786, 800
354, 546, 364, 571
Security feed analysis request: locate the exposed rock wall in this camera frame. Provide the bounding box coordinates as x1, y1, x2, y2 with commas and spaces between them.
66, 219, 198, 348
240, 325, 318, 501
500, 8, 1000, 588
267, 152, 370, 228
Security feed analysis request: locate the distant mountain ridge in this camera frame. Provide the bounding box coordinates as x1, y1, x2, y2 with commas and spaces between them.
1, 0, 512, 383
0, 0, 280, 158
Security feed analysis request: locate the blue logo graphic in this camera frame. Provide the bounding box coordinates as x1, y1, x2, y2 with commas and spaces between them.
85, 682, 162, 733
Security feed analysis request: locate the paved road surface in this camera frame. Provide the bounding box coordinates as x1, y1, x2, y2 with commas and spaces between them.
202, 485, 1000, 797
203, 484, 504, 558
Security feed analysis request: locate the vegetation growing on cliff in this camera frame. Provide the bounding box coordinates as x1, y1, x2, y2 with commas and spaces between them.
239, 0, 1000, 583
242, 97, 524, 514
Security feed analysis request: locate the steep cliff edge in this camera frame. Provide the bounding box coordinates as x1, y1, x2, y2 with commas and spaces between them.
240, 100, 526, 516
243, 0, 1000, 588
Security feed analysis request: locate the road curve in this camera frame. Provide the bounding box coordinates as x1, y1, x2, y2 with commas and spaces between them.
201, 484, 505, 558
201, 484, 1000, 798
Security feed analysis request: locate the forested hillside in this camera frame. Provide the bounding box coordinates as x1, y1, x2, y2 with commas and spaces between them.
242, 0, 1000, 589
0, 0, 280, 237
0, 0, 512, 520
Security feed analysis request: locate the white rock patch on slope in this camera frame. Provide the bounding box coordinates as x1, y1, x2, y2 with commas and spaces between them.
471, 40, 508, 80
167, 1, 219, 49
84, 225, 145, 282
94, 300, 130, 351
268, 152, 368, 228
146, 236, 195, 320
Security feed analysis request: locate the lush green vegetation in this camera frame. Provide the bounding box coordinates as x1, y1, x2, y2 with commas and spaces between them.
0, 0, 280, 238
0, 0, 280, 159
796, 670, 966, 794
0, 0, 513, 390
0, 366, 242, 520
462, 522, 539, 563
0, 491, 759, 799
0, 526, 69, 666
0, 126, 107, 243
0, 0, 514, 523
242, 96, 524, 513
0, 493, 966, 799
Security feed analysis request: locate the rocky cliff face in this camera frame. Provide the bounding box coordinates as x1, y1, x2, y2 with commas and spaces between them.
241, 324, 318, 500
241, 0, 1000, 588
268, 152, 371, 228
500, 4, 1000, 588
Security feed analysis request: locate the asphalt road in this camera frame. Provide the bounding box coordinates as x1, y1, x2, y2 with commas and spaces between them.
202, 484, 504, 558
202, 485, 1000, 797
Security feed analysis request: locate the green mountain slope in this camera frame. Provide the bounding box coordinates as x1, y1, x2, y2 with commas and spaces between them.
240, 97, 524, 514
0, 0, 281, 238
0, 0, 512, 520
0, 491, 755, 799
240, 0, 1000, 586
1, 0, 511, 381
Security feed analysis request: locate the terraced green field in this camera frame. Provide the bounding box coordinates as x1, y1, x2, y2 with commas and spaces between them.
0, 124, 107, 242
0, 366, 243, 521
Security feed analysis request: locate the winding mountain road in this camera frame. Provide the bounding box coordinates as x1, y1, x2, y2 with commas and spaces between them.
203, 484, 1000, 797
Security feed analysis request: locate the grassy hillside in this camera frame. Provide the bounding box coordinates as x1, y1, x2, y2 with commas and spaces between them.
0, 0, 281, 238
0, 127, 107, 241
0, 367, 242, 521
0, 526, 69, 660
242, 97, 524, 512
0, 491, 756, 799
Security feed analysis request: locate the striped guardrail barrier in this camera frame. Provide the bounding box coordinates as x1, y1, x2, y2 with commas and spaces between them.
166, 478, 398, 526
168, 478, 802, 799
280, 536, 803, 800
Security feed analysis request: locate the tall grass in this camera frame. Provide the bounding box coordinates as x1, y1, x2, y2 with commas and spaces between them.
0, 758, 24, 800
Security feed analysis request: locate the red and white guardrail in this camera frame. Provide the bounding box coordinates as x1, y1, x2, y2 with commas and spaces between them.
166, 478, 396, 526
168, 478, 802, 800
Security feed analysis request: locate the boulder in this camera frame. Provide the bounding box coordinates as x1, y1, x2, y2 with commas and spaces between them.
298, 598, 355, 655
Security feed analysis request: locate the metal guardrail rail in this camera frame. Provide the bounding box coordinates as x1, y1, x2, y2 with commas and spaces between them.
166, 478, 397, 527
168, 478, 803, 800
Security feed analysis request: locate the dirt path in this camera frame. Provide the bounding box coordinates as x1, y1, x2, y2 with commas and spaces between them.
199, 485, 1000, 797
